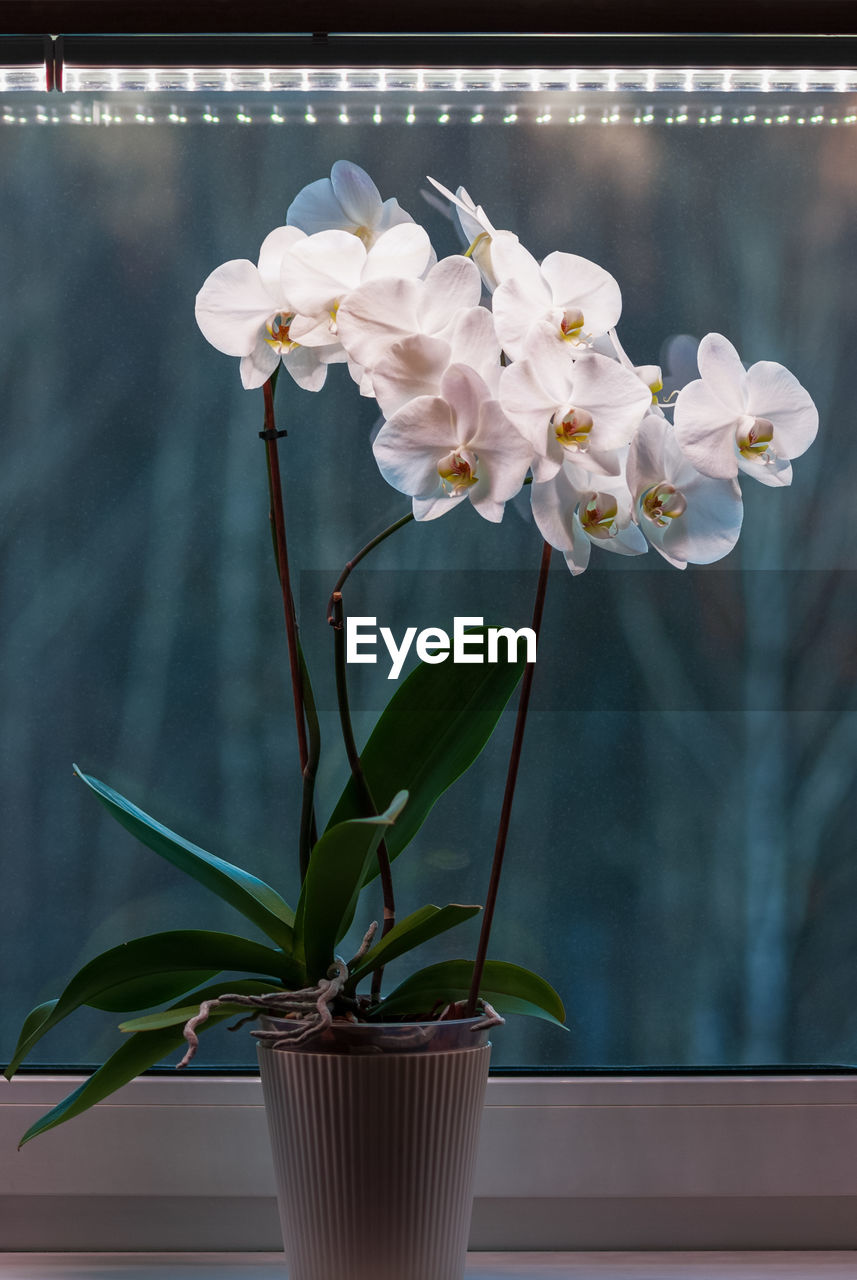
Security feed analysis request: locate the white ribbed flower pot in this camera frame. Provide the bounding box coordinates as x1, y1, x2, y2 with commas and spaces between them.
257, 1017, 492, 1280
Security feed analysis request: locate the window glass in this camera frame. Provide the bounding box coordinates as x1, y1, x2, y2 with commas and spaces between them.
2, 88, 855, 1070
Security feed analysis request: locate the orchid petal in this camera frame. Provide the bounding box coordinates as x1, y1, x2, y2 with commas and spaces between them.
673, 379, 743, 479
441, 307, 502, 394
498, 358, 558, 450
472, 402, 535, 502
493, 274, 555, 359
737, 453, 794, 487
530, 468, 580, 553
287, 312, 339, 348
562, 524, 593, 575
373, 396, 456, 497
286, 178, 345, 236
372, 334, 453, 417
695, 333, 748, 414
336, 277, 421, 368
746, 360, 819, 459
412, 491, 468, 521
417, 255, 482, 331
489, 236, 544, 292
282, 344, 329, 392
362, 223, 434, 284
257, 226, 306, 292
467, 491, 508, 523
439, 364, 491, 440
330, 160, 382, 225
239, 340, 280, 390
659, 470, 744, 563
627, 413, 668, 497
195, 259, 277, 356
284, 231, 367, 312
569, 353, 651, 450
377, 197, 417, 236
540, 252, 623, 336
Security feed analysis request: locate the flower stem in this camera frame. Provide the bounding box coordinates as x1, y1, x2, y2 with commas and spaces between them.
260, 378, 313, 858
330, 590, 396, 999
466, 538, 553, 1016
326, 512, 414, 626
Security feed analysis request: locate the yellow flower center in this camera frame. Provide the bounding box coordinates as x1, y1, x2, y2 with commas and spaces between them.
438, 449, 478, 493
641, 482, 687, 528
579, 491, 619, 540
552, 405, 594, 451
560, 308, 585, 342
353, 224, 373, 246
737, 416, 775, 462
264, 313, 298, 354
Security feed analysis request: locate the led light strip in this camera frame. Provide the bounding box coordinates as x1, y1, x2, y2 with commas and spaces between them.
2, 65, 850, 95
3, 101, 857, 126
0, 67, 47, 92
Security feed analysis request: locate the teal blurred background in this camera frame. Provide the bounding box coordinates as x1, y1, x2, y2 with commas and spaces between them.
1, 91, 856, 1069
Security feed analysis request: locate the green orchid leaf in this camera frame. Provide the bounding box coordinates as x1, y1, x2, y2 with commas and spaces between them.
348, 904, 482, 989
374, 959, 567, 1027
119, 987, 281, 1033
88, 971, 218, 1013
5, 1000, 59, 1078
326, 626, 525, 866
73, 766, 295, 949
295, 791, 408, 983
4, 930, 298, 1078
16, 979, 277, 1148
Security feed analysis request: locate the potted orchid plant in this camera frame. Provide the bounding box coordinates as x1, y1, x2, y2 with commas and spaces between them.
7, 161, 817, 1280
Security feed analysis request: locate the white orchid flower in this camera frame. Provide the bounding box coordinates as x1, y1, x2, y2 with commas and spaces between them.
372, 363, 533, 523
335, 254, 483, 380
499, 325, 651, 482
426, 176, 524, 293
286, 160, 417, 248
673, 333, 818, 487
627, 413, 743, 568
371, 309, 502, 418
283, 224, 434, 352
531, 459, 647, 575
491, 245, 622, 362
194, 225, 335, 392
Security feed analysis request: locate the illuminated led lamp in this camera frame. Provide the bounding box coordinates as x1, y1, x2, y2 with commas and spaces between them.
51, 32, 857, 75
0, 34, 49, 90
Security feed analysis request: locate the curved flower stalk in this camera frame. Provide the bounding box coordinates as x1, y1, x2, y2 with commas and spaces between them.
673, 332, 818, 487
500, 326, 651, 481
372, 363, 533, 522
195, 225, 334, 392
531, 460, 647, 575
287, 160, 418, 247
627, 412, 744, 568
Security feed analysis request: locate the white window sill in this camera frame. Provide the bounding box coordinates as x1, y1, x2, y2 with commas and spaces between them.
2, 1254, 857, 1279
4, 1075, 857, 1251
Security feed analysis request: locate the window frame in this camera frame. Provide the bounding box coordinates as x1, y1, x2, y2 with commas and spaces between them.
3, 1072, 857, 1250
3, 13, 857, 1256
